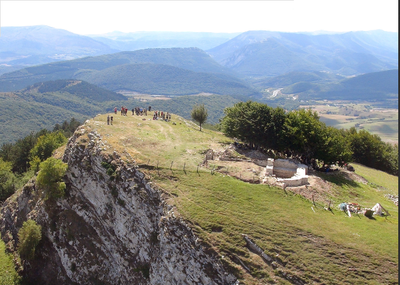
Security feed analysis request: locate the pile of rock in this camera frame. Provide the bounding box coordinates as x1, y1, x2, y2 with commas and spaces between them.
385, 194, 398, 206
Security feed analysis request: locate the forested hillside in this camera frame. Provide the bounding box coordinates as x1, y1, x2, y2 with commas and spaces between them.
0, 77, 242, 144
0, 80, 125, 144
28, 79, 127, 102
78, 63, 256, 97
251, 71, 345, 89
280, 69, 398, 101
0, 48, 238, 92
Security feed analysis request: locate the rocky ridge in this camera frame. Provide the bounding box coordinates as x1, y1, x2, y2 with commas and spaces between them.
0, 123, 237, 284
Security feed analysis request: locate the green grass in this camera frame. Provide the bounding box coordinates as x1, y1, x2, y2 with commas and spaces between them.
155, 169, 398, 284
87, 113, 398, 285
352, 163, 399, 194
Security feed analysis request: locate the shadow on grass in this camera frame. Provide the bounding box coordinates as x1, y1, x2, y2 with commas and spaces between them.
137, 164, 156, 170
316, 172, 360, 188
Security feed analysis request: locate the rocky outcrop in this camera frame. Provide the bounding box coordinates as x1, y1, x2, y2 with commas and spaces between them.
0, 125, 237, 285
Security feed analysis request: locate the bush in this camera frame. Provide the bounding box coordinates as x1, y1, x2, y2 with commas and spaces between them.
0, 238, 20, 284
17, 219, 42, 260
36, 157, 68, 200
0, 159, 16, 201
29, 131, 67, 163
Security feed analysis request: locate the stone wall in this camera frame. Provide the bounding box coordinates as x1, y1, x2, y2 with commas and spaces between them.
264, 158, 309, 187
273, 159, 302, 178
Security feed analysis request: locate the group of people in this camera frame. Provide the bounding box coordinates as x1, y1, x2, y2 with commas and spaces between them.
132, 107, 148, 116
110, 106, 172, 123
115, 106, 131, 116
114, 106, 150, 116
152, 110, 171, 121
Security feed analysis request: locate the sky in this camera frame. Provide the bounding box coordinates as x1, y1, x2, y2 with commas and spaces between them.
0, 0, 398, 35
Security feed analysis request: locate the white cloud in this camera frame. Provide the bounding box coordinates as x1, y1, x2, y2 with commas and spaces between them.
1, 0, 398, 35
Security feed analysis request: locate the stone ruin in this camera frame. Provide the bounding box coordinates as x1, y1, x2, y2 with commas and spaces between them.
264, 158, 309, 187
203, 145, 309, 188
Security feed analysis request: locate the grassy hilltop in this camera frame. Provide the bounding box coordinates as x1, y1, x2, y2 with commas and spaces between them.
82, 112, 398, 285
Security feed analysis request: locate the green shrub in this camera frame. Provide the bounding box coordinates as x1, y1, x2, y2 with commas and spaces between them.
17, 220, 42, 260
0, 159, 16, 201
0, 238, 20, 284
36, 157, 68, 200
29, 131, 67, 163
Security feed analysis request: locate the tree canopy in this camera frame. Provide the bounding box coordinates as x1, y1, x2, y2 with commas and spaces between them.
220, 101, 397, 175
191, 104, 208, 131
0, 159, 16, 201
0, 119, 80, 202
29, 131, 67, 172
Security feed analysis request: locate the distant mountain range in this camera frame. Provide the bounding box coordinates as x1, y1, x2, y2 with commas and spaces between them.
1, 26, 397, 79
0, 26, 117, 68
89, 31, 240, 51
0, 26, 239, 73
0, 26, 397, 129
207, 30, 398, 77
0, 47, 257, 97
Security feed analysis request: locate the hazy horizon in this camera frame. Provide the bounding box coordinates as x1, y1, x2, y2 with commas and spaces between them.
1, 0, 398, 36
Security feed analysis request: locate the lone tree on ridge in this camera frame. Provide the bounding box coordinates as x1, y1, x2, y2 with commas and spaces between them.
191, 104, 208, 131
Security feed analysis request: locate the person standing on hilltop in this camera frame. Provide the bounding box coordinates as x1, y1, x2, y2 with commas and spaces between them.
149, 106, 151, 112
110, 116, 113, 125
107, 115, 110, 125
114, 107, 117, 114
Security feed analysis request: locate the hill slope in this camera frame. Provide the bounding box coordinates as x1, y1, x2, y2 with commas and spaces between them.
2, 113, 397, 284
0, 79, 126, 144
78, 63, 257, 97
251, 71, 346, 89
89, 114, 400, 284
0, 78, 242, 144
281, 69, 399, 101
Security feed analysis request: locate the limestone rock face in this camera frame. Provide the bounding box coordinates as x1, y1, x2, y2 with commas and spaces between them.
0, 126, 237, 285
